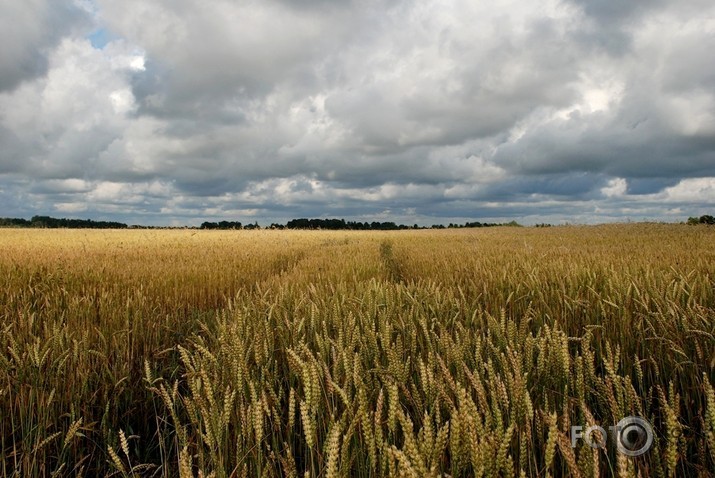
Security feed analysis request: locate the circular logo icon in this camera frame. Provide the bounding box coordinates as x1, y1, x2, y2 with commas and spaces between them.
616, 416, 653, 457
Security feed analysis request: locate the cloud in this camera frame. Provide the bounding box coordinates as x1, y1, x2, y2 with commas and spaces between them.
0, 0, 88, 91
0, 37, 144, 178
0, 0, 714, 225
601, 178, 627, 198
661, 177, 715, 203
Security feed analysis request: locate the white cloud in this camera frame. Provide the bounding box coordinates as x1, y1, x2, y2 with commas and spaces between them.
662, 178, 715, 202
601, 178, 627, 197
54, 201, 88, 213
109, 89, 136, 115
43, 178, 92, 192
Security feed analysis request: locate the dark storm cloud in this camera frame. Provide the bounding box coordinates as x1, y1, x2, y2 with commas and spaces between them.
626, 178, 680, 195
0, 126, 24, 174
567, 0, 667, 54
492, 111, 715, 179
571, 0, 663, 22
476, 174, 610, 201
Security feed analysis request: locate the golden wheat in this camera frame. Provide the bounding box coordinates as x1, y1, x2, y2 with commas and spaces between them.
0, 225, 713, 476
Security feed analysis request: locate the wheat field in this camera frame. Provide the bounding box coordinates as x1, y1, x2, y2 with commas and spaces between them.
1, 225, 714, 477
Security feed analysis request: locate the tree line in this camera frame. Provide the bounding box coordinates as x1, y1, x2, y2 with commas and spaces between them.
0, 216, 128, 229
2, 216, 519, 230
235, 218, 518, 230
5, 214, 712, 230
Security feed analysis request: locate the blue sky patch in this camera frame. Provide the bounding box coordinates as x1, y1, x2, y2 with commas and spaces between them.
87, 28, 116, 49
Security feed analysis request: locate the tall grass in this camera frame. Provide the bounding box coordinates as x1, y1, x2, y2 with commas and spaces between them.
1, 225, 713, 476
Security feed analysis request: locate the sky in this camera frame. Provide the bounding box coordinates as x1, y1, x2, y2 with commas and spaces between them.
0, 0, 714, 226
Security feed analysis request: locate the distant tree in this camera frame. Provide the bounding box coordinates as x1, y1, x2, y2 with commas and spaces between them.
0, 217, 30, 227
200, 221, 241, 230
687, 215, 715, 225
